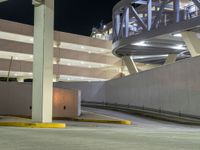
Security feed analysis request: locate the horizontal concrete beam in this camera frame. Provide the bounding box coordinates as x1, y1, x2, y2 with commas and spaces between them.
0, 59, 121, 79
0, 39, 119, 65
0, 19, 112, 50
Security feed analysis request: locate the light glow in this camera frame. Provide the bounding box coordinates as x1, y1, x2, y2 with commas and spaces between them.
173, 33, 182, 37
133, 41, 148, 46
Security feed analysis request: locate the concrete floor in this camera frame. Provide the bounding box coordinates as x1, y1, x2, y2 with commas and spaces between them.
0, 107, 200, 150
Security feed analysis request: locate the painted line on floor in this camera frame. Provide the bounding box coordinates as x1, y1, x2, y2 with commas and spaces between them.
0, 122, 66, 128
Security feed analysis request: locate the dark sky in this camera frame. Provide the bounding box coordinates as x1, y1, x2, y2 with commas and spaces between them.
0, 0, 120, 36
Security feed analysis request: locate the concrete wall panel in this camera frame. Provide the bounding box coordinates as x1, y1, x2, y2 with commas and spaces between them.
0, 82, 81, 118
106, 56, 200, 117
54, 82, 106, 103
1, 56, 200, 118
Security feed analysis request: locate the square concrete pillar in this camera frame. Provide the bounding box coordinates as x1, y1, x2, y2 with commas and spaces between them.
32, 0, 54, 123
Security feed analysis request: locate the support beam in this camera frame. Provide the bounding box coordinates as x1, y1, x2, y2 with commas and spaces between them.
164, 54, 177, 65
182, 31, 200, 57
119, 14, 125, 38
152, 0, 170, 29
174, 0, 180, 23
123, 56, 139, 74
32, 0, 54, 123
115, 14, 121, 37
129, 6, 147, 30
147, 0, 152, 31
125, 7, 129, 37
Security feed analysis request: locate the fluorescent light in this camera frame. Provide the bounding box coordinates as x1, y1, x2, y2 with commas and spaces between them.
173, 33, 182, 37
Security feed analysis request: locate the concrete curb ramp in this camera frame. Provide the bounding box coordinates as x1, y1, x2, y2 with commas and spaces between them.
61, 118, 132, 125
0, 122, 66, 128
83, 102, 200, 125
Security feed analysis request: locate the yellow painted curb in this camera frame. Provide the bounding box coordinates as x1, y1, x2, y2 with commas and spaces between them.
0, 122, 66, 128
69, 118, 132, 125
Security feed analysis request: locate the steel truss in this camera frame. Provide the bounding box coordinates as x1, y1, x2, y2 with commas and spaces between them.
112, 0, 200, 44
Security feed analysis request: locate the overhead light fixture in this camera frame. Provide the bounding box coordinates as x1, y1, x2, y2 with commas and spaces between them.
67, 63, 71, 66
81, 46, 85, 49
133, 41, 147, 46
80, 61, 85, 64
172, 33, 182, 37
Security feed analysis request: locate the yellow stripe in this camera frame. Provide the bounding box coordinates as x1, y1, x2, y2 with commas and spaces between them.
0, 122, 66, 128
69, 118, 132, 125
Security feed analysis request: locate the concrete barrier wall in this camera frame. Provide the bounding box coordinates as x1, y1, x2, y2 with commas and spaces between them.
0, 82, 32, 116
1, 56, 200, 118
106, 56, 200, 118
0, 82, 81, 118
54, 82, 106, 103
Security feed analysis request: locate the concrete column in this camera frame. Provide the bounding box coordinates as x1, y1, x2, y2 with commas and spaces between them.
17, 77, 24, 82
182, 31, 200, 57
164, 54, 177, 65
53, 58, 60, 64
123, 56, 139, 74
32, 0, 54, 123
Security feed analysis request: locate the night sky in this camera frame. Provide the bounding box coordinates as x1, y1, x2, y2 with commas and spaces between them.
0, 0, 120, 36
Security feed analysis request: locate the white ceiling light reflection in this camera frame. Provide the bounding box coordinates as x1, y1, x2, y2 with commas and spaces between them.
172, 44, 186, 50
172, 33, 182, 37
132, 41, 148, 46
